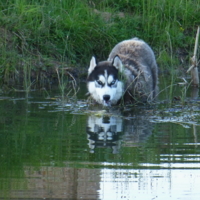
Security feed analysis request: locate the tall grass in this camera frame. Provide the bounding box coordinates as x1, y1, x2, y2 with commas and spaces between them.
0, 0, 200, 87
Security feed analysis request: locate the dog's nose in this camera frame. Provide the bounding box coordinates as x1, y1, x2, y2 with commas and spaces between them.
103, 95, 110, 101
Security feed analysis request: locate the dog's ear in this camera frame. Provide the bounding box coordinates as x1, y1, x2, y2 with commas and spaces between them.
88, 56, 97, 74
113, 56, 123, 72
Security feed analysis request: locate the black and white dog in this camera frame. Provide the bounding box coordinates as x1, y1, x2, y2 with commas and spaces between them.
87, 38, 158, 106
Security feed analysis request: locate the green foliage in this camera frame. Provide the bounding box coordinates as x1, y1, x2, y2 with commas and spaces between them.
0, 0, 200, 84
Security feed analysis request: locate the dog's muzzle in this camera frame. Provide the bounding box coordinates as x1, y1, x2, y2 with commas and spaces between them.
103, 95, 111, 106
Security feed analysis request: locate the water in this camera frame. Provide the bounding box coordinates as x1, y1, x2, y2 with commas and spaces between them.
0, 83, 200, 200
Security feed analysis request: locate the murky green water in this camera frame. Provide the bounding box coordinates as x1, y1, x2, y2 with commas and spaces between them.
0, 83, 200, 200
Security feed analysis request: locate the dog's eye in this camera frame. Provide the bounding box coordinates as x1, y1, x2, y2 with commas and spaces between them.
97, 80, 103, 86
110, 80, 116, 85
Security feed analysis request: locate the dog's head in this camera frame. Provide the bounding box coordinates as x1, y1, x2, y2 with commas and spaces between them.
87, 56, 124, 106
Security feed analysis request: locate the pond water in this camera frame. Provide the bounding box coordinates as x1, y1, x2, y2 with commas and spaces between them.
0, 81, 200, 200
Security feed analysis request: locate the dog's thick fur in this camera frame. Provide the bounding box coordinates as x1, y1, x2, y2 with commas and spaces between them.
87, 38, 158, 106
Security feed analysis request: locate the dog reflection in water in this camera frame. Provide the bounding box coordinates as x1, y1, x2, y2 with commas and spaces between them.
86, 113, 154, 153
87, 115, 123, 154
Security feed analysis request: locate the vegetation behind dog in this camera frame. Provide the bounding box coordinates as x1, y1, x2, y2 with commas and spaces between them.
0, 0, 199, 88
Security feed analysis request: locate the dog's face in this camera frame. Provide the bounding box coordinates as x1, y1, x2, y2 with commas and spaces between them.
87, 56, 124, 106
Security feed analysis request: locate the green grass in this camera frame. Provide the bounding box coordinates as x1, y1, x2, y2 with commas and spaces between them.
0, 0, 200, 88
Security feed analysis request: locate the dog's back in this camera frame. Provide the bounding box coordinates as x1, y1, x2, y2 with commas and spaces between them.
108, 38, 158, 102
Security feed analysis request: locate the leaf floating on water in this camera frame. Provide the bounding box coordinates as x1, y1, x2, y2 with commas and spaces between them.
46, 97, 57, 100
94, 110, 108, 117
87, 110, 107, 117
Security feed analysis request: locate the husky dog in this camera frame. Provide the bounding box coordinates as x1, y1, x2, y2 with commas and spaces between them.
87, 38, 158, 106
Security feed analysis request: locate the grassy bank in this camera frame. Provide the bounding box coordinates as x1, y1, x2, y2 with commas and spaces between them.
0, 0, 200, 88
